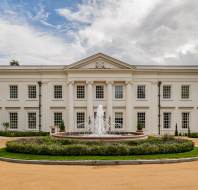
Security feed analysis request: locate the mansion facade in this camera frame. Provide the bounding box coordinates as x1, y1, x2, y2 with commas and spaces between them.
0, 53, 198, 135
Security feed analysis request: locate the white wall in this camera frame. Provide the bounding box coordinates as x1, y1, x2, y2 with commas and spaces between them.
0, 64, 198, 134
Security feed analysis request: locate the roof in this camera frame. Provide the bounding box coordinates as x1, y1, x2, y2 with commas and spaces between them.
0, 53, 198, 72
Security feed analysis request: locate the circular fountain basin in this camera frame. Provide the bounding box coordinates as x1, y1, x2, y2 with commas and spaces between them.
53, 132, 148, 142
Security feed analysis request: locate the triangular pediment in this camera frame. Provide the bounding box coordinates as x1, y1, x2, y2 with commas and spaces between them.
66, 53, 135, 70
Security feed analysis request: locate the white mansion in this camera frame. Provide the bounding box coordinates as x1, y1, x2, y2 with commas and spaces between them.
0, 53, 198, 135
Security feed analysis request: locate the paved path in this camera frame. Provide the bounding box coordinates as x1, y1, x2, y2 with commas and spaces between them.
1, 159, 198, 190
1, 137, 198, 190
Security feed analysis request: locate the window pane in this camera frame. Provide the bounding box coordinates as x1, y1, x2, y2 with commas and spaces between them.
181, 85, 190, 99
28, 85, 37, 99
96, 85, 104, 99
54, 85, 62, 99
28, 112, 36, 129
54, 112, 62, 126
10, 85, 18, 99
182, 112, 190, 129
115, 112, 123, 128
137, 85, 145, 99
163, 85, 171, 99
77, 112, 85, 128
10, 112, 18, 129
137, 112, 146, 128
163, 112, 171, 129
115, 85, 123, 99
77, 85, 85, 99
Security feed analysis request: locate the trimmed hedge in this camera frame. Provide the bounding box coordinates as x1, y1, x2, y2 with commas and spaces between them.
0, 131, 49, 137
6, 136, 194, 156
188, 133, 198, 138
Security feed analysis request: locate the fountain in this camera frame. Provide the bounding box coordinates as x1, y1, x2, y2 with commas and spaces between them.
53, 105, 147, 141
92, 105, 106, 136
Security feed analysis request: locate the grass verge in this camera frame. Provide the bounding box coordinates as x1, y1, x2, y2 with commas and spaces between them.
0, 147, 198, 161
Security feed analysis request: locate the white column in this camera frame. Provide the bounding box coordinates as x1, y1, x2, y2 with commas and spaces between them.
67, 81, 74, 132
87, 81, 93, 124
106, 81, 113, 129
126, 81, 132, 131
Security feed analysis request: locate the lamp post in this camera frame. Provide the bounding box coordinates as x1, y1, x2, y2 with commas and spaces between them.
38, 81, 42, 132
158, 81, 162, 136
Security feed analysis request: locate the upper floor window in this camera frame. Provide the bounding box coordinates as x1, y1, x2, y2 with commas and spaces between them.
163, 85, 171, 99
137, 112, 146, 129
182, 112, 190, 129
163, 112, 171, 129
115, 112, 123, 128
76, 85, 85, 99
96, 85, 104, 99
28, 112, 37, 129
76, 112, 85, 128
10, 85, 18, 99
54, 85, 62, 99
54, 112, 62, 127
115, 85, 123, 99
9, 112, 18, 129
137, 85, 145, 99
181, 85, 190, 99
28, 85, 37, 99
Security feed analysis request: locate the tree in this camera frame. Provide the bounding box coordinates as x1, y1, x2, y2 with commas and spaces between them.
10, 60, 19, 66
188, 124, 191, 137
137, 120, 143, 131
2, 122, 9, 131
175, 123, 178, 136
59, 120, 65, 132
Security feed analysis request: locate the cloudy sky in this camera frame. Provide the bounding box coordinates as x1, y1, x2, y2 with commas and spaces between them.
0, 0, 198, 65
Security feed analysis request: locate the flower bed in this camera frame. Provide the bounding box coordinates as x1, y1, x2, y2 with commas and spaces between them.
6, 136, 194, 156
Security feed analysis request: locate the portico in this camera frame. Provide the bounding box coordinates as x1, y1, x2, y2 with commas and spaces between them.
66, 79, 132, 133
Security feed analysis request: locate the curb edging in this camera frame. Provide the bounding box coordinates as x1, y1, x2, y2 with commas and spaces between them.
1, 156, 198, 165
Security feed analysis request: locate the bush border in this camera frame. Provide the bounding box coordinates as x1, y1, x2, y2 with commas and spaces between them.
6, 137, 194, 156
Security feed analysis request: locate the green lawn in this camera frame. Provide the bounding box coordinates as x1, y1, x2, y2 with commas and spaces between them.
0, 148, 198, 161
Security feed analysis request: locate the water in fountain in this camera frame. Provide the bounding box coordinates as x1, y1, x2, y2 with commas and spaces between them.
92, 105, 106, 136
54, 105, 147, 140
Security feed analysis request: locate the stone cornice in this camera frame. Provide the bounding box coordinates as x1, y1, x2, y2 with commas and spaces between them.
86, 81, 94, 85
106, 81, 114, 85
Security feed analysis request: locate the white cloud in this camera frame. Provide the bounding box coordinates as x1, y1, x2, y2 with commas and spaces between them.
1, 0, 198, 65
0, 19, 85, 65
56, 0, 198, 65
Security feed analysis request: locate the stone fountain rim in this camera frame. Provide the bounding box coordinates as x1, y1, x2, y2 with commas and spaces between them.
52, 132, 148, 141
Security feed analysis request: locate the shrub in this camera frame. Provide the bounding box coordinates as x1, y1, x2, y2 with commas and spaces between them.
188, 133, 198, 138
59, 121, 65, 132
2, 122, 9, 131
0, 131, 49, 137
6, 136, 194, 156
175, 123, 178, 136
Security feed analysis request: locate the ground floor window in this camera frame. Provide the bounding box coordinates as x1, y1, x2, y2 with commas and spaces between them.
114, 112, 123, 128
54, 112, 62, 127
137, 112, 146, 128
76, 112, 85, 128
163, 112, 171, 129
9, 112, 18, 129
182, 112, 190, 129
28, 112, 37, 129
